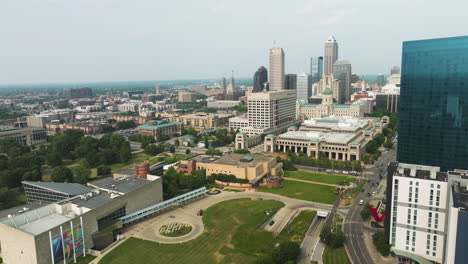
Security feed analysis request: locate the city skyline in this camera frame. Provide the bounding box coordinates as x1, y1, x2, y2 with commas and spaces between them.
1, 0, 467, 84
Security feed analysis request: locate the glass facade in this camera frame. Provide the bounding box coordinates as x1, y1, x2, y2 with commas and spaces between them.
23, 183, 70, 202
397, 36, 468, 171
310, 56, 323, 84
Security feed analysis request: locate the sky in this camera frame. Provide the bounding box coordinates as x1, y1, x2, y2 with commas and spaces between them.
0, 0, 467, 84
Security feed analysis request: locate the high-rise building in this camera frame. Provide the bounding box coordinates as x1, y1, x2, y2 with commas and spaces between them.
226, 72, 235, 94
269, 47, 285, 91
397, 36, 468, 171
324, 35, 338, 75
391, 66, 401, 75
220, 77, 226, 93
296, 73, 311, 102
155, 85, 161, 95
246, 90, 296, 129
310, 56, 324, 83
314, 74, 341, 103
63, 87, 92, 100
376, 74, 385, 86
285, 74, 297, 90
333, 60, 352, 103
253, 66, 268, 92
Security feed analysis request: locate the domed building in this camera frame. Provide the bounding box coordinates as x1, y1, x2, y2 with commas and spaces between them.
296, 88, 366, 120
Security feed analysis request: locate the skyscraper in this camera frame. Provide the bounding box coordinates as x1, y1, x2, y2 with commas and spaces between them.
296, 73, 311, 102
333, 60, 352, 103
155, 85, 161, 95
284, 74, 297, 90
397, 36, 468, 171
269, 47, 285, 91
310, 56, 323, 83
324, 35, 338, 75
253, 66, 268, 92
376, 74, 385, 86
220, 77, 226, 93
391, 66, 401, 75
226, 72, 235, 94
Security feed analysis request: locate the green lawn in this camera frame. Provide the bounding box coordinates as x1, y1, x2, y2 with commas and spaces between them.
258, 180, 338, 204
75, 255, 96, 264
99, 198, 285, 264
323, 246, 351, 264
278, 210, 316, 243
285, 171, 357, 185
109, 152, 163, 173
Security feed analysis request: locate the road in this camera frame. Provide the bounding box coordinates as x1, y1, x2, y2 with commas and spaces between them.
343, 146, 396, 264
299, 218, 325, 264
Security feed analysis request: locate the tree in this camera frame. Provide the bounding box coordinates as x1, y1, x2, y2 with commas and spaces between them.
384, 139, 393, 149
185, 148, 191, 155
45, 151, 62, 167
271, 242, 300, 264
361, 204, 372, 221
119, 143, 131, 163
372, 232, 391, 256
169, 145, 176, 154
97, 166, 111, 176
320, 224, 345, 248
117, 120, 135, 129
51, 166, 74, 182
233, 149, 250, 154
205, 148, 222, 156
204, 136, 209, 149
144, 144, 165, 155
174, 139, 180, 146
73, 166, 91, 184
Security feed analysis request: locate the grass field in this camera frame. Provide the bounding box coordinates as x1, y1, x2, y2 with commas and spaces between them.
99, 198, 286, 264
75, 255, 96, 264
258, 180, 338, 204
340, 179, 368, 206
278, 210, 316, 243
323, 246, 351, 264
285, 171, 357, 185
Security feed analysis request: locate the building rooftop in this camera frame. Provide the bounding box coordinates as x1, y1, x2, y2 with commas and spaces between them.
205, 153, 275, 167
137, 120, 181, 130
87, 176, 151, 194
278, 131, 357, 145
22, 181, 93, 196
302, 116, 370, 131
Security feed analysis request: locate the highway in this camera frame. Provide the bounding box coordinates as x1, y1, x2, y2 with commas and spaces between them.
343, 146, 396, 264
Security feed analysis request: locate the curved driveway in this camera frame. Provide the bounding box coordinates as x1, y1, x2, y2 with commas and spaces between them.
132, 191, 333, 244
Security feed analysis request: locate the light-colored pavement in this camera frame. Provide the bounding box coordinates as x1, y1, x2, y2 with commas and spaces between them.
299, 217, 325, 264
283, 177, 338, 187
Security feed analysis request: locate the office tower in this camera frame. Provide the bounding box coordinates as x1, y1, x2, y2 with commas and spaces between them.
285, 74, 297, 90
226, 72, 235, 94
296, 73, 311, 102
333, 60, 352, 103
315, 74, 341, 102
376, 74, 385, 86
391, 66, 401, 75
220, 77, 226, 93
155, 85, 161, 95
269, 47, 285, 91
246, 90, 296, 129
324, 35, 338, 75
310, 56, 324, 83
253, 66, 268, 92
63, 87, 92, 100
397, 36, 468, 171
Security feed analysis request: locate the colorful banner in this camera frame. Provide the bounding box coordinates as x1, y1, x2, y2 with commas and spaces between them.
52, 235, 64, 263
63, 229, 74, 259
73, 225, 84, 253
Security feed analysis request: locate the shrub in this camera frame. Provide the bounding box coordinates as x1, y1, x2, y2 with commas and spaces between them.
372, 232, 391, 256
361, 204, 372, 221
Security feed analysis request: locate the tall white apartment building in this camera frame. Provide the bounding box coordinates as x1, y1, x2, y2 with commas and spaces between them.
388, 163, 448, 263
269, 47, 285, 91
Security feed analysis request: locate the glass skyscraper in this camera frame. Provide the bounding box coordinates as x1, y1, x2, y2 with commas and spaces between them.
397, 36, 468, 171
310, 56, 323, 84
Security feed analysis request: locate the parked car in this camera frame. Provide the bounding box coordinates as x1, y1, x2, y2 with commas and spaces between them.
359, 200, 364, 205
372, 191, 376, 196
269, 220, 275, 226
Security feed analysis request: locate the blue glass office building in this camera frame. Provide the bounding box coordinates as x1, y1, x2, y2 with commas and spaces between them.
397, 36, 468, 171
310, 56, 323, 83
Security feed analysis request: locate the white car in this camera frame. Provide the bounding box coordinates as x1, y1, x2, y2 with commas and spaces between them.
371, 191, 376, 196
359, 200, 364, 205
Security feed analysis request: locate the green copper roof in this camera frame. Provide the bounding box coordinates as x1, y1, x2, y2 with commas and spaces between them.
266, 134, 275, 137
364, 130, 373, 133
237, 132, 246, 135
323, 88, 333, 95
375, 122, 382, 125
288, 126, 297, 129
310, 138, 319, 142
350, 141, 360, 145
299, 104, 319, 108
137, 120, 182, 130
331, 104, 351, 109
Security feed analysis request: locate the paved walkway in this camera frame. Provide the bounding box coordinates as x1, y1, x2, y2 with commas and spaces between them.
131, 191, 334, 244
284, 177, 338, 187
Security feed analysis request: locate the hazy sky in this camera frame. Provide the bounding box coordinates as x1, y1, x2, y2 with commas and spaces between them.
1, 0, 467, 84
